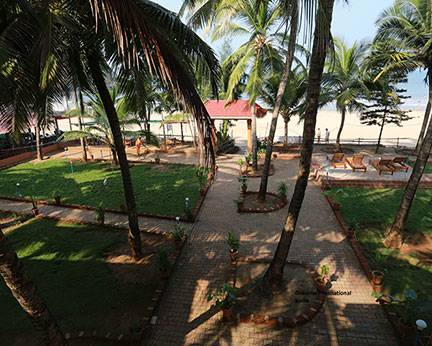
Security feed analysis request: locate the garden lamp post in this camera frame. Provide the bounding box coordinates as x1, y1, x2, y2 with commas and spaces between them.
16, 183, 22, 197
100, 149, 103, 160
64, 147, 67, 159
326, 168, 329, 184
415, 319, 427, 346
70, 160, 74, 174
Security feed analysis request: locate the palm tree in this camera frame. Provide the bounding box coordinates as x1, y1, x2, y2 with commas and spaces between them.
0, 230, 67, 345
59, 87, 159, 165
372, 0, 432, 249
212, 0, 283, 170
322, 39, 369, 151
261, 66, 308, 146
262, 0, 336, 289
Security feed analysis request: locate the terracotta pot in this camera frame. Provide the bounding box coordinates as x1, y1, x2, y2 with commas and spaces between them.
281, 196, 288, 203
315, 277, 327, 292
241, 185, 247, 194
229, 250, 238, 262
372, 270, 384, 285
398, 318, 413, 337
237, 203, 244, 212
155, 158, 160, 164
120, 204, 127, 212
347, 229, 354, 239
32, 208, 39, 216
222, 308, 235, 322
175, 239, 184, 249
373, 283, 383, 294
160, 269, 171, 279
97, 219, 104, 226
273, 154, 278, 159
200, 188, 206, 196
54, 196, 61, 205
332, 202, 341, 210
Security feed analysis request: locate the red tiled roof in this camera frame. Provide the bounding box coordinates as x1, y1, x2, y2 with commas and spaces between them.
205, 100, 267, 119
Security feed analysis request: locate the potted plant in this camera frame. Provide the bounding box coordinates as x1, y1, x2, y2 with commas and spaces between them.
233, 198, 244, 212
207, 284, 239, 321
52, 190, 61, 205
244, 152, 252, 167
30, 196, 39, 216
225, 232, 240, 262
322, 188, 349, 210
196, 166, 210, 195
155, 153, 160, 164
95, 202, 105, 225
184, 197, 193, 220
371, 253, 387, 286
315, 264, 329, 292
119, 201, 127, 212
156, 245, 172, 278
347, 219, 359, 239
277, 181, 288, 203
237, 158, 244, 174
237, 175, 250, 195
171, 217, 186, 249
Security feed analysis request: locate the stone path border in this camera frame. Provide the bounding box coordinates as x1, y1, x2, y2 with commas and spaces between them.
0, 208, 186, 345
224, 258, 326, 327
0, 160, 217, 223
237, 191, 287, 213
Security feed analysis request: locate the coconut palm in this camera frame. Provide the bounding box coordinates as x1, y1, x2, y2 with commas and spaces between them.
0, 230, 67, 345
262, 0, 336, 289
59, 87, 159, 165
372, 0, 432, 249
212, 0, 283, 170
322, 39, 369, 151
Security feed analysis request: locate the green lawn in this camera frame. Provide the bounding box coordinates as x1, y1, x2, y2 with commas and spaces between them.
0, 218, 145, 344
327, 187, 432, 327
0, 160, 203, 217
408, 161, 432, 174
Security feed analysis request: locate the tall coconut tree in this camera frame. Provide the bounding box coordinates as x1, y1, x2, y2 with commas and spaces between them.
322, 39, 369, 151
0, 230, 67, 345
212, 0, 283, 170
262, 0, 336, 289
372, 0, 432, 249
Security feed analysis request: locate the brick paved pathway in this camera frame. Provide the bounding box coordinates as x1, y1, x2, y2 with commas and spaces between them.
149, 156, 399, 346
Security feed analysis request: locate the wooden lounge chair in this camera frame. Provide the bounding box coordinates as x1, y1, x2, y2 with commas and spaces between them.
326, 152, 346, 169
369, 158, 394, 175
346, 154, 367, 172
390, 156, 409, 172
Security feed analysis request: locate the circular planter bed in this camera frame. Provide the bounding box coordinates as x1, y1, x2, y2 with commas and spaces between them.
231, 261, 325, 326
238, 191, 287, 213
242, 163, 274, 178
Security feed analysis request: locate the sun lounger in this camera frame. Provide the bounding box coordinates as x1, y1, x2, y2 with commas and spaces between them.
346, 154, 367, 172
369, 158, 394, 175
390, 156, 409, 172
326, 153, 346, 169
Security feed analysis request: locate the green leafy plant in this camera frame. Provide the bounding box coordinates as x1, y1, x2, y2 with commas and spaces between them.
372, 289, 418, 325
225, 232, 240, 253
373, 253, 387, 272
52, 190, 60, 198
277, 181, 288, 198
319, 265, 329, 280
171, 218, 186, 241
184, 197, 193, 219
237, 175, 250, 187
156, 245, 172, 272
207, 284, 239, 310
195, 166, 210, 188
30, 196, 37, 209
244, 152, 252, 166
95, 202, 105, 224
322, 188, 349, 205
348, 219, 359, 231
237, 158, 244, 170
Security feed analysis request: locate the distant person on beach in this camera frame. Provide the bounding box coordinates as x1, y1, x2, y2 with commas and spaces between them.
317, 128, 321, 143
325, 128, 330, 143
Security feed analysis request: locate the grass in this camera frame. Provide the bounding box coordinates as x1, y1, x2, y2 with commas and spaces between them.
326, 187, 432, 328
408, 161, 432, 174
0, 218, 144, 342
0, 159, 204, 217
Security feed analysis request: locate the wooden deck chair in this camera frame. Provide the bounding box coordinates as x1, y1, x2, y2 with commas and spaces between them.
390, 156, 409, 172
346, 154, 367, 172
326, 152, 346, 169
369, 158, 394, 175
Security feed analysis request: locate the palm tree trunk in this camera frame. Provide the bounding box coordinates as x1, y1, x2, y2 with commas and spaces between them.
376, 116, 385, 154
73, 88, 88, 162
336, 108, 346, 151
284, 119, 289, 146
87, 51, 142, 260
251, 102, 258, 171
384, 99, 432, 249
0, 231, 67, 345
262, 0, 335, 290
257, 0, 298, 202
180, 122, 184, 144
35, 125, 42, 161
111, 148, 119, 165
415, 70, 432, 155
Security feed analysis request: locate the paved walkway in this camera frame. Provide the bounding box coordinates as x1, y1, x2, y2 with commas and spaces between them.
148, 157, 398, 346
0, 155, 399, 345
